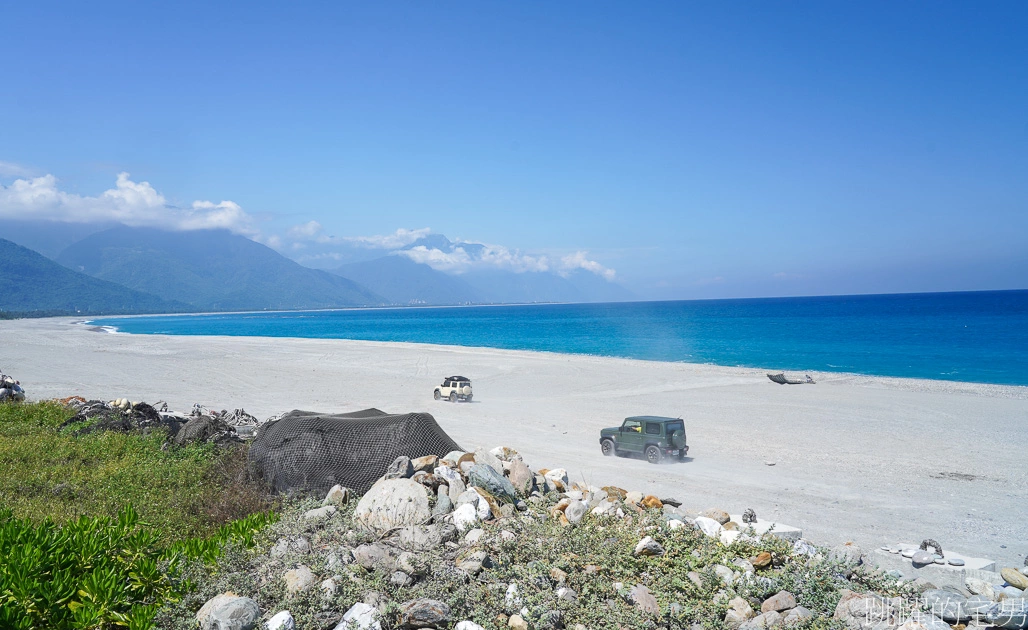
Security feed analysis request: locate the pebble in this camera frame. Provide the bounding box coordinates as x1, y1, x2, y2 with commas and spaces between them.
902, 548, 917, 558
948, 558, 965, 566
508, 614, 529, 630
911, 550, 935, 566
633, 536, 665, 557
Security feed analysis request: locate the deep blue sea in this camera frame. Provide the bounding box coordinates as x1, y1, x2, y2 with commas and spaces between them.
91, 290, 1028, 386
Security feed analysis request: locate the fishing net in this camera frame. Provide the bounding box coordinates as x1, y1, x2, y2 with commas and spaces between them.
247, 408, 463, 495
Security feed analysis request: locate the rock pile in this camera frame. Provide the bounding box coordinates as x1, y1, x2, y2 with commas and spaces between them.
0, 369, 26, 402
168, 444, 1028, 630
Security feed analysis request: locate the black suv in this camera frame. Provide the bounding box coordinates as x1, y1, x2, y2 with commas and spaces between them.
599, 416, 688, 464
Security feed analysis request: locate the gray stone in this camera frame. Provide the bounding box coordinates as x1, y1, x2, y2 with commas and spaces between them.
782, 606, 811, 625
473, 447, 505, 476
302, 505, 337, 521
565, 500, 588, 524
556, 587, 578, 601
713, 564, 735, 586
354, 478, 431, 533
283, 566, 316, 594
725, 597, 755, 629
397, 598, 450, 629
912, 550, 935, 566
761, 590, 796, 613
456, 550, 492, 575
965, 595, 994, 619
389, 524, 457, 552
628, 584, 660, 614
447, 476, 466, 505
353, 542, 399, 572
323, 484, 352, 506
335, 602, 381, 630
948, 558, 965, 566
270, 536, 310, 558
198, 594, 261, 630
384, 456, 414, 479
467, 464, 517, 503
923, 589, 969, 623
700, 508, 731, 524
989, 598, 1028, 629
633, 536, 665, 557
433, 490, 453, 516
390, 571, 413, 587
831, 543, 863, 565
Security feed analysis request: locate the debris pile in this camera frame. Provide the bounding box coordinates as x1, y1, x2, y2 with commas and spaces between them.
0, 369, 25, 402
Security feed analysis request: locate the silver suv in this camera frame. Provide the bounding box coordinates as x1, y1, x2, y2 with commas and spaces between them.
434, 376, 472, 402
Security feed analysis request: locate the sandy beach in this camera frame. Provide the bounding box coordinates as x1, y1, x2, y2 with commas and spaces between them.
2, 316, 1026, 568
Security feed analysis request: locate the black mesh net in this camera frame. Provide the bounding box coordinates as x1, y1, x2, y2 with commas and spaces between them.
247, 408, 463, 495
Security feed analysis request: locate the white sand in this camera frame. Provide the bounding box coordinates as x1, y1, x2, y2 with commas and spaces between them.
2, 317, 1026, 568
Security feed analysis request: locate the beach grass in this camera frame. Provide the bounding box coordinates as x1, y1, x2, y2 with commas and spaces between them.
0, 401, 271, 543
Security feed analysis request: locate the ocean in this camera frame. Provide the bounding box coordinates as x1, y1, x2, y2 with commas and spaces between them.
91, 290, 1028, 386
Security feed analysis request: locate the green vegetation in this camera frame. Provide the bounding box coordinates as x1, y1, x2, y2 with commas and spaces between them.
0, 402, 269, 542
0, 401, 278, 629
0, 238, 182, 315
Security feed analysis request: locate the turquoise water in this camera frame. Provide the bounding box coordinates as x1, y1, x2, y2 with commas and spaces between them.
92, 290, 1028, 386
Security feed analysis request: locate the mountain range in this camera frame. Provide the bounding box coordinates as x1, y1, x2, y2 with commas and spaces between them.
2, 223, 633, 315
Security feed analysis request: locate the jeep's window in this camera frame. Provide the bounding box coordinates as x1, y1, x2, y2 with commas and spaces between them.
666, 420, 684, 433
645, 422, 661, 435
622, 420, 642, 432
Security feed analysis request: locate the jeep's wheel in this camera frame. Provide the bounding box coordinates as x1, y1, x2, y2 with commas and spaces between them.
449, 392, 457, 402
434, 390, 441, 400
645, 445, 662, 464
600, 438, 615, 457
465, 394, 472, 402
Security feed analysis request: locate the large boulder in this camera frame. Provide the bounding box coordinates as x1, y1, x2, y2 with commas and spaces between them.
355, 478, 432, 533
467, 464, 517, 503
197, 594, 260, 630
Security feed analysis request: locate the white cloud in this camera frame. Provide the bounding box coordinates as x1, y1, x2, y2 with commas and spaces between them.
397, 246, 474, 272
287, 220, 323, 239
345, 227, 431, 249
0, 171, 256, 236
559, 251, 616, 280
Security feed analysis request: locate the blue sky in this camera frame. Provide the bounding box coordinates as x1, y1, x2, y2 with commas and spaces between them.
1, 2, 1026, 298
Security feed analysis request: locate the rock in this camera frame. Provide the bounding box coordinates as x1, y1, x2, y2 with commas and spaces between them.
695, 516, 724, 538
1002, 568, 1028, 591
353, 543, 399, 572
447, 476, 467, 505
335, 603, 381, 630
411, 455, 439, 473
433, 489, 453, 516
911, 550, 934, 566
831, 543, 863, 565
700, 508, 731, 524
456, 550, 492, 575
452, 503, 479, 531
687, 571, 704, 588
468, 464, 517, 503
725, 597, 755, 629
473, 447, 505, 476
667, 519, 686, 530
390, 524, 457, 552
384, 456, 415, 479
543, 468, 568, 491
989, 598, 1028, 629
266, 611, 295, 630
270, 537, 310, 558
508, 614, 529, 630
303, 505, 337, 521
641, 495, 663, 509
323, 485, 352, 506
923, 589, 969, 623
966, 577, 995, 599
633, 536, 665, 557
752, 552, 772, 569
565, 501, 588, 524
455, 623, 486, 630
355, 478, 431, 533
390, 571, 413, 587
320, 579, 337, 597
628, 584, 660, 614
505, 583, 522, 611
740, 611, 781, 629
507, 459, 534, 497
761, 590, 796, 613
550, 567, 568, 583
283, 566, 315, 594
965, 595, 994, 619
792, 539, 817, 556
198, 594, 261, 630
834, 591, 896, 629
556, 587, 577, 601
464, 527, 485, 544
782, 606, 811, 625
902, 548, 917, 558
626, 490, 644, 504
948, 558, 965, 566
396, 599, 450, 629
713, 564, 735, 586
602, 485, 627, 500
1001, 586, 1025, 600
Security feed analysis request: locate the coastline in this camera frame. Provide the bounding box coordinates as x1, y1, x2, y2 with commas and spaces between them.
2, 316, 1026, 568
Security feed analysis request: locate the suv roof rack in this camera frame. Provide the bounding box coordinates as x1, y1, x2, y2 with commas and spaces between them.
446, 375, 470, 381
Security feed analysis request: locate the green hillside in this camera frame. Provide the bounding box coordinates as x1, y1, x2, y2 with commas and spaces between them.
0, 238, 183, 315
57, 227, 385, 311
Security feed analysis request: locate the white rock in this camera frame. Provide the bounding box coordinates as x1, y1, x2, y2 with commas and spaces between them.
323, 485, 351, 506
565, 501, 588, 524
505, 583, 522, 611
434, 465, 462, 486
266, 610, 295, 630
720, 530, 741, 546
452, 503, 479, 531
667, 519, 686, 530
455, 622, 486, 630
320, 578, 337, 597
464, 528, 485, 544
354, 478, 431, 533
544, 468, 568, 488
303, 505, 337, 521
335, 602, 381, 630
695, 516, 724, 538
626, 491, 643, 504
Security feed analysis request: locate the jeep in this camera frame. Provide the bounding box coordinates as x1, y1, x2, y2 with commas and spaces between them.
434, 376, 472, 402
599, 416, 688, 464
